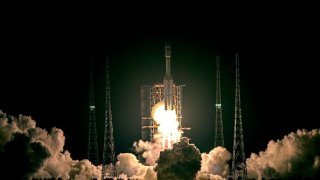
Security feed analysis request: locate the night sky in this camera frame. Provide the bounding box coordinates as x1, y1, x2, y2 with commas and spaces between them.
1, 9, 319, 162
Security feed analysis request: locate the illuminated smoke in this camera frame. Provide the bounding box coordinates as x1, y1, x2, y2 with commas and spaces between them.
134, 137, 231, 180
3, 110, 319, 179
151, 102, 181, 149
133, 134, 163, 166
0, 111, 101, 179
0, 133, 50, 179
246, 129, 320, 179
115, 153, 156, 180
69, 159, 102, 180
196, 173, 225, 180
0, 112, 36, 152
196, 146, 231, 179
155, 137, 201, 180
133, 101, 183, 166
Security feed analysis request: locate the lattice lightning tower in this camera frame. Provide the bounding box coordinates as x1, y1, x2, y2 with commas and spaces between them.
214, 55, 224, 147
87, 60, 99, 165
102, 58, 117, 180
231, 53, 247, 180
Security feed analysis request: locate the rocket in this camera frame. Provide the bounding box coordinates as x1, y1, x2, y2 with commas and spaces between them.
163, 44, 174, 110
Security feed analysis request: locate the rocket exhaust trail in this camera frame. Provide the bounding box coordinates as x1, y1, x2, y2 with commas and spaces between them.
163, 44, 174, 111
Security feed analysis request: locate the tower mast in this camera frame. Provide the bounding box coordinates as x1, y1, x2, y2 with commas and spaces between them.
214, 55, 224, 147
231, 53, 247, 180
87, 59, 99, 165
102, 58, 116, 179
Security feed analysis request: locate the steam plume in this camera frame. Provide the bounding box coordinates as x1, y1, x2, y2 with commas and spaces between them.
116, 153, 156, 180
196, 146, 231, 179
246, 129, 320, 179
0, 111, 101, 179
155, 137, 201, 180
133, 134, 163, 166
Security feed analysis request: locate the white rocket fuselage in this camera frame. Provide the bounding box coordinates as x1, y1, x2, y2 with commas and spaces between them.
163, 44, 174, 110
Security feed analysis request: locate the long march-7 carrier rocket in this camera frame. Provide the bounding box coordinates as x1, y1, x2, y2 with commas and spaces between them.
140, 44, 190, 142
163, 44, 174, 111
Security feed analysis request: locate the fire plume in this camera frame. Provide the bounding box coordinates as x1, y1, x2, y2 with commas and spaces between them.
152, 102, 181, 149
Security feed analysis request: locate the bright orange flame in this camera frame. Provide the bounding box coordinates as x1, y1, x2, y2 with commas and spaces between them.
152, 102, 181, 149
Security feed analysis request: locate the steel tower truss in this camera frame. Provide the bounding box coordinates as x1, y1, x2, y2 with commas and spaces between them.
231, 54, 247, 180
102, 59, 117, 180
214, 55, 224, 147
87, 60, 99, 165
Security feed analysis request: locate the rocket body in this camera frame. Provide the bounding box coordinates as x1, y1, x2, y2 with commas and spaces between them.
163, 44, 174, 110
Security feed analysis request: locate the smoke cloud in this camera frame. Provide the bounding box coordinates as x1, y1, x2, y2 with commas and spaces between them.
155, 137, 201, 180
133, 133, 163, 166
0, 112, 36, 152
196, 146, 231, 179
0, 133, 51, 179
0, 111, 101, 179
246, 129, 320, 179
196, 173, 225, 180
116, 153, 156, 180
69, 159, 102, 180
3, 109, 319, 179
134, 136, 231, 180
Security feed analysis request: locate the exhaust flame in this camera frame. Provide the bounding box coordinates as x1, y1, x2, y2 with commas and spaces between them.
152, 102, 181, 149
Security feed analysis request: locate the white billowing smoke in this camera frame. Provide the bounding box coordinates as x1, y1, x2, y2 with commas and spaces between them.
34, 150, 102, 179
0, 111, 101, 179
196, 146, 231, 179
116, 153, 157, 180
196, 173, 225, 180
0, 113, 36, 151
3, 110, 319, 179
133, 133, 163, 166
246, 129, 320, 179
31, 127, 73, 178
69, 159, 102, 180
155, 137, 201, 179
134, 137, 231, 180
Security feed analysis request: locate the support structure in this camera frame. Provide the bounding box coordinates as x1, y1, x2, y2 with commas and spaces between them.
87, 60, 99, 165
102, 58, 117, 180
141, 84, 186, 142
214, 55, 224, 147
231, 54, 247, 180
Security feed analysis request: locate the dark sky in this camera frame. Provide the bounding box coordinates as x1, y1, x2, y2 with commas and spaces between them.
1, 8, 319, 161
